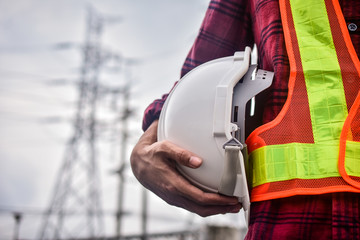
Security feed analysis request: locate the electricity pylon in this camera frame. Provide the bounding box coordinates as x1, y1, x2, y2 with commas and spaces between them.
38, 7, 105, 239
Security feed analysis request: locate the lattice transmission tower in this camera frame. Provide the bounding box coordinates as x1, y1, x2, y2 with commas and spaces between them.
38, 7, 106, 239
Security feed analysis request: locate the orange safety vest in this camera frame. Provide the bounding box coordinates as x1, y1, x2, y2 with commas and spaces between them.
246, 0, 360, 202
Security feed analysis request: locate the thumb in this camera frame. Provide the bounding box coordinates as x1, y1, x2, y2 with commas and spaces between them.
160, 141, 203, 168
187, 156, 203, 168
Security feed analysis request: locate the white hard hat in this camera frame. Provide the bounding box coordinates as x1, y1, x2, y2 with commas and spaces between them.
158, 46, 273, 222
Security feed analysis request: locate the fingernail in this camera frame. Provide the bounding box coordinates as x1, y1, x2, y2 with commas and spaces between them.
189, 156, 202, 168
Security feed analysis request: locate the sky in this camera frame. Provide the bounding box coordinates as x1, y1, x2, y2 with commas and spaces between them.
0, 0, 247, 239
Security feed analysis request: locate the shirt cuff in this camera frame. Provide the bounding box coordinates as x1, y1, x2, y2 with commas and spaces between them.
142, 93, 169, 131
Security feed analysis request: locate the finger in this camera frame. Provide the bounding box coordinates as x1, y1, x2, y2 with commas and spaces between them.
174, 195, 242, 217
153, 175, 242, 217
170, 173, 239, 206
158, 178, 242, 217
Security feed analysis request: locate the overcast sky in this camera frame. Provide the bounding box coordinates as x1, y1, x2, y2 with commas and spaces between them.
0, 0, 247, 239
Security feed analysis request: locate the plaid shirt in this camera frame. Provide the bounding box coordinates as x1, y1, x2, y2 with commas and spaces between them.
143, 0, 360, 238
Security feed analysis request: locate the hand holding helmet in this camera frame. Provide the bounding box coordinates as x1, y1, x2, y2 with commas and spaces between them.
130, 120, 242, 217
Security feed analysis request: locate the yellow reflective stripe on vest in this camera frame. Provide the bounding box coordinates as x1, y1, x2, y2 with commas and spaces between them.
251, 0, 360, 187
291, 0, 348, 143
252, 141, 360, 187
252, 142, 340, 187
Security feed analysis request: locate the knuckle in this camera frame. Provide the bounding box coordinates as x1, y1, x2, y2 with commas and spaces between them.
195, 193, 206, 204
162, 185, 180, 205
164, 183, 177, 194
155, 140, 170, 156
176, 150, 188, 163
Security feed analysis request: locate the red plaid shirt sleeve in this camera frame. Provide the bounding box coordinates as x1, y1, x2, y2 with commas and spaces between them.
142, 0, 254, 131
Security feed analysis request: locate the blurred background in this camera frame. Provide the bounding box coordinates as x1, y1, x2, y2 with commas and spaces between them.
0, 0, 247, 239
